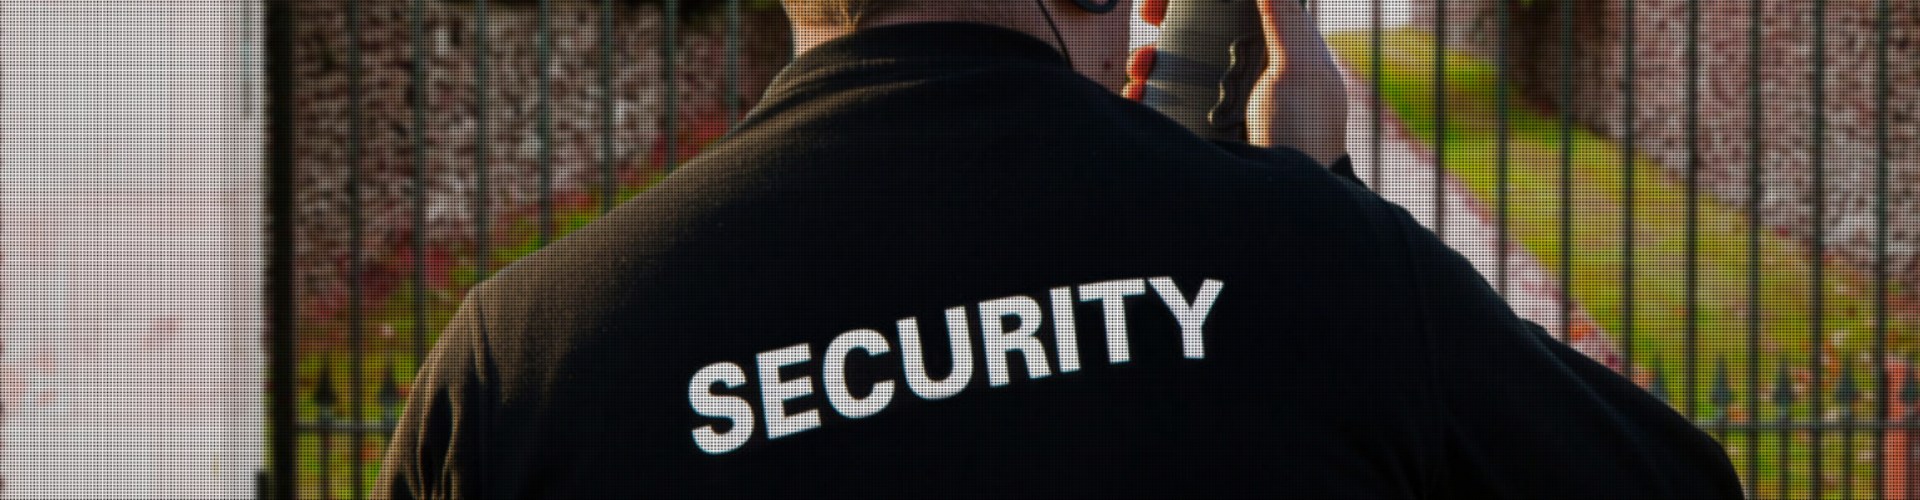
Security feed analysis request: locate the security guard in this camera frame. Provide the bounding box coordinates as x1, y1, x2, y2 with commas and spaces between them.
377, 1, 1742, 497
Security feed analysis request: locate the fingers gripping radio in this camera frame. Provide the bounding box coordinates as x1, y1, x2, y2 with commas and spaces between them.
1140, 0, 1270, 142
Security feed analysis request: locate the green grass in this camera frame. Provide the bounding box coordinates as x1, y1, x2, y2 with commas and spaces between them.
1329, 29, 1917, 498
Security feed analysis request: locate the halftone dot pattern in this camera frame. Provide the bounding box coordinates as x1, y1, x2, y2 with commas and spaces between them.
0, 0, 1913, 498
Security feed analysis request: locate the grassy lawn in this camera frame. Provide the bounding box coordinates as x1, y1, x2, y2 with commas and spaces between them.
1329, 29, 1917, 498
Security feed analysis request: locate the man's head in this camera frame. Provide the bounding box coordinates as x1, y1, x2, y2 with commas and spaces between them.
780, 0, 1134, 92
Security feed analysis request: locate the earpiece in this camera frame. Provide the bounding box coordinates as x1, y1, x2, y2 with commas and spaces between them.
1072, 0, 1121, 13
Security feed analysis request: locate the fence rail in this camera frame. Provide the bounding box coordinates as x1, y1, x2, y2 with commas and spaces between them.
263, 0, 1912, 498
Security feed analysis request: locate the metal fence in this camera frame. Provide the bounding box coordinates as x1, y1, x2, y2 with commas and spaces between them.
262, 0, 1910, 498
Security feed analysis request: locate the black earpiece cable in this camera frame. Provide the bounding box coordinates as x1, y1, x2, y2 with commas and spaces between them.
1035, 0, 1076, 69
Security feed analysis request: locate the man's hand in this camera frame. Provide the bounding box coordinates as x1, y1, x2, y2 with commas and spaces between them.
1126, 0, 1349, 166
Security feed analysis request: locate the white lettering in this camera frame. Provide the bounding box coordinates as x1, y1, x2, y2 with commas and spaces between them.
824, 329, 896, 419
689, 362, 755, 454
979, 296, 1052, 386
899, 307, 975, 401
1078, 279, 1147, 364
757, 344, 821, 440
687, 276, 1229, 454
1049, 286, 1081, 373
1150, 277, 1225, 360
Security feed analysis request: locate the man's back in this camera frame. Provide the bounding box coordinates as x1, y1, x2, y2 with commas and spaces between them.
377, 22, 1740, 499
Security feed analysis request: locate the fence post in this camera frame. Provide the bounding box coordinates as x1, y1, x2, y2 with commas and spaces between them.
265, 0, 299, 496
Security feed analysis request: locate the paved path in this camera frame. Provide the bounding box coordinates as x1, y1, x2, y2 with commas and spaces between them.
1334, 48, 1623, 369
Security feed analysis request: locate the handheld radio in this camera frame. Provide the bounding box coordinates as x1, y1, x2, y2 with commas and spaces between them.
1141, 0, 1308, 142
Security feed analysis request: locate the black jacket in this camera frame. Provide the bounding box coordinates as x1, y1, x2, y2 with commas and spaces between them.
376, 22, 1741, 499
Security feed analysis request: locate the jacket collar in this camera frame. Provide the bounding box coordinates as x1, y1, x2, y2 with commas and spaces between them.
744, 22, 1073, 122
781, 21, 1068, 74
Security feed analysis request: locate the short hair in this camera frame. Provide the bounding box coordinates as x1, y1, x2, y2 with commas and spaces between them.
780, 0, 906, 27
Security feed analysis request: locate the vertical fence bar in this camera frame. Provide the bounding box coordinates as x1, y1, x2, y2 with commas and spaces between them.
380, 363, 402, 445
1557, 0, 1572, 344
1873, 0, 1890, 497
539, 0, 553, 246
1494, 0, 1509, 298
1746, 0, 1764, 494
1369, 0, 1381, 189
1432, 0, 1444, 241
1811, 0, 1827, 496
1780, 361, 1795, 496
318, 364, 332, 500
663, 0, 679, 173
1620, 0, 1636, 382
600, 0, 615, 214
410, 0, 428, 370
476, 0, 492, 280
1652, 357, 1670, 402
1683, 0, 1700, 424
347, 0, 366, 495
1845, 362, 1860, 499
265, 0, 298, 494
1718, 357, 1735, 439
